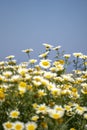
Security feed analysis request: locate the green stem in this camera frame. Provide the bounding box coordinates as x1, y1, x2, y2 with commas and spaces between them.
61, 115, 74, 128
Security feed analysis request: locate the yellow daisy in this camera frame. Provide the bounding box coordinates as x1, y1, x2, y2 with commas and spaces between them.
25, 122, 37, 130
13, 121, 24, 130
9, 110, 20, 118
3, 121, 13, 130
39, 59, 51, 69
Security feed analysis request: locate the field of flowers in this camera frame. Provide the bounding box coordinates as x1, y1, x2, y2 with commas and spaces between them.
0, 43, 87, 130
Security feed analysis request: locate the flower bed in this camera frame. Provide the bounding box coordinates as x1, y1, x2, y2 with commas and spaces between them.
0, 44, 87, 130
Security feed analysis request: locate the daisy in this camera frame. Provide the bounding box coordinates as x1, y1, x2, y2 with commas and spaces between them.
37, 89, 47, 97
79, 54, 87, 59
64, 105, 72, 112
56, 64, 64, 71
9, 110, 20, 119
18, 67, 28, 76
39, 51, 49, 58
31, 115, 39, 121
43, 71, 57, 79
75, 105, 87, 115
54, 105, 65, 115
48, 109, 64, 119
13, 121, 24, 130
73, 52, 83, 57
43, 43, 53, 49
29, 59, 37, 64
5, 55, 15, 60
22, 49, 33, 53
53, 45, 61, 50
63, 54, 71, 58
39, 59, 51, 69
32, 76, 42, 86
51, 87, 61, 97
25, 122, 37, 130
3, 71, 12, 78
3, 121, 13, 130
18, 81, 27, 91
11, 75, 21, 82
36, 104, 48, 114
40, 78, 49, 86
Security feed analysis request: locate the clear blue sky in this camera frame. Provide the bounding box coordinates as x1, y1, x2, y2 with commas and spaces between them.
0, 0, 87, 62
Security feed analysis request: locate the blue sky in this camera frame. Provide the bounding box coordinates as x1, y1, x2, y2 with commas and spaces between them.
0, 0, 87, 62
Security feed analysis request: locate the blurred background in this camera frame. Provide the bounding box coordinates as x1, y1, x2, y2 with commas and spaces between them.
0, 0, 87, 63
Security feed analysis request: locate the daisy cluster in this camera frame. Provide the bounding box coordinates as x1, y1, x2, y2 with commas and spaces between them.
0, 43, 87, 130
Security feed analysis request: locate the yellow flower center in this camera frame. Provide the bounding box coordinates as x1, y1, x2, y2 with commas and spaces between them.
28, 125, 35, 130
11, 112, 19, 118
19, 82, 26, 88
70, 128, 76, 130
0, 91, 5, 100
15, 124, 22, 130
31, 116, 39, 121
5, 123, 12, 129
39, 106, 46, 111
42, 61, 50, 66
53, 113, 60, 119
